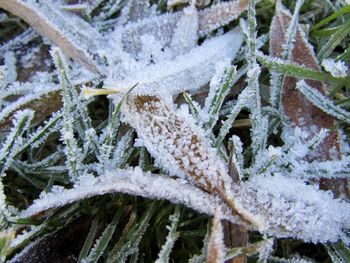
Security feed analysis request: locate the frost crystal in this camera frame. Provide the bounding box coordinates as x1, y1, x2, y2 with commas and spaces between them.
238, 174, 350, 243
322, 58, 349, 78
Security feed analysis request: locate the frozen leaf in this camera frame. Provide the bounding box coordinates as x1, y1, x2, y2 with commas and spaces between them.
0, 0, 101, 73
0, 65, 7, 88
198, 0, 249, 37
120, 0, 248, 54
269, 2, 340, 161
121, 95, 232, 192
3, 51, 17, 83
107, 28, 243, 96
20, 167, 230, 219
121, 95, 264, 228
238, 174, 350, 243
170, 4, 199, 56
0, 87, 61, 132
120, 0, 153, 23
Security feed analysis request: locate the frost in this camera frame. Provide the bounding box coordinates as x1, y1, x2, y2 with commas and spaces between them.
170, 4, 199, 56
0, 65, 7, 88
106, 28, 243, 96
0, 109, 34, 176
3, 51, 17, 83
121, 95, 232, 191
20, 167, 230, 219
155, 208, 180, 263
238, 174, 350, 243
0, 0, 102, 74
10, 225, 45, 248
119, 0, 247, 55
121, 95, 265, 229
322, 58, 349, 78
0, 78, 60, 126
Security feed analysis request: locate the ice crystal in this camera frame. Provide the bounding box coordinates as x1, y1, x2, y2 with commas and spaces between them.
121, 95, 265, 229
322, 58, 349, 78
119, 0, 248, 55
0, 0, 102, 73
121, 95, 232, 191
268, 1, 341, 161
170, 4, 199, 56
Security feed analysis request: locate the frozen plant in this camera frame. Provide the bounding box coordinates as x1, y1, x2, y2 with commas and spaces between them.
0, 0, 350, 262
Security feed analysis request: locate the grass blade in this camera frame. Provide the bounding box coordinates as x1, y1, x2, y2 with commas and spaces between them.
83, 210, 123, 263
77, 217, 99, 263
318, 17, 350, 62
257, 54, 347, 84
296, 80, 350, 124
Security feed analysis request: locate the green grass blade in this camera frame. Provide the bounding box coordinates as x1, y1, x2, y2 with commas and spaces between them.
77, 217, 99, 263
312, 4, 350, 31
326, 241, 350, 263
257, 54, 347, 84
205, 67, 237, 131
182, 92, 200, 117
101, 83, 138, 160
318, 17, 350, 62
109, 203, 157, 263
15, 112, 63, 158
0, 110, 34, 175
154, 206, 180, 263
83, 210, 123, 263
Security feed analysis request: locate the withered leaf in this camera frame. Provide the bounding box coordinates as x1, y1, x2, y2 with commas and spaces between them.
269, 3, 340, 162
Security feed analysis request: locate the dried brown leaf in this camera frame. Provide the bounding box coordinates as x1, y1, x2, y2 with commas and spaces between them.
198, 0, 249, 37
122, 0, 248, 53
269, 3, 340, 162
0, 0, 100, 74
0, 90, 62, 132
